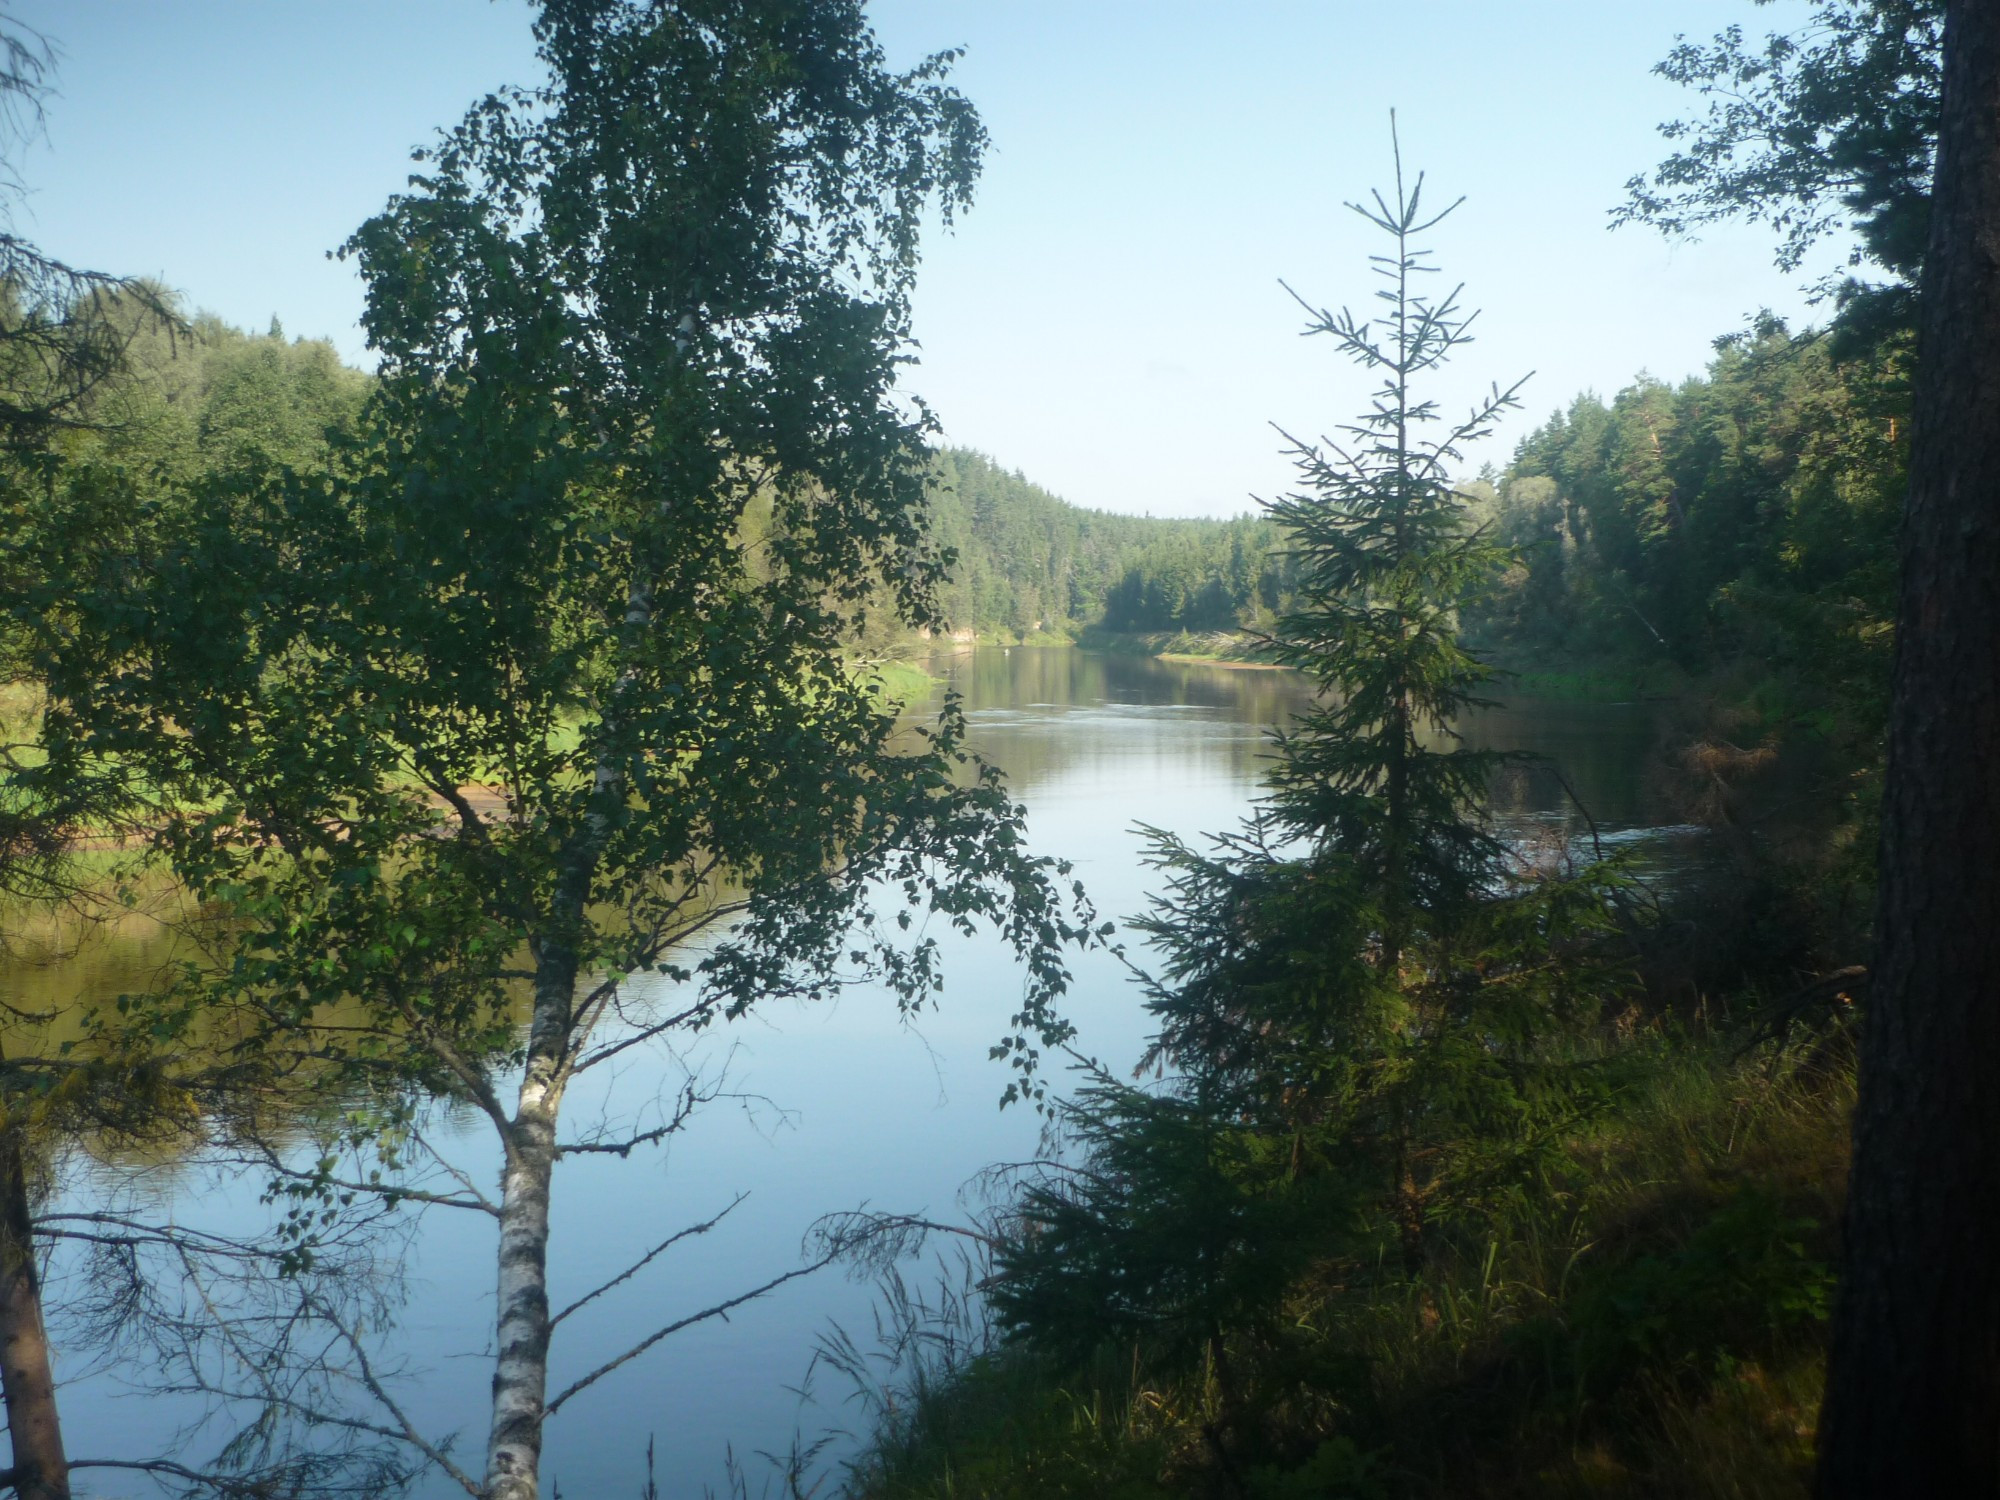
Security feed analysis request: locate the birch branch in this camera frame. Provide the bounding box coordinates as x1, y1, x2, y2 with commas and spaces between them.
544, 1252, 840, 1417
548, 1193, 747, 1329
307, 1293, 485, 1498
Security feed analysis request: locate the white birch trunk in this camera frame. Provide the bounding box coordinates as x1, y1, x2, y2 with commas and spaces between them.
483, 477, 658, 1498
482, 971, 572, 1500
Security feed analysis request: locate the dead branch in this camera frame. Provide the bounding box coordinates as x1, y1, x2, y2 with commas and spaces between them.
548, 1194, 747, 1329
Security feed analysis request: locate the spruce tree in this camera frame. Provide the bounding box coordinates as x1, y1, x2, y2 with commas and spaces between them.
1144, 128, 1617, 1268
992, 135, 1620, 1409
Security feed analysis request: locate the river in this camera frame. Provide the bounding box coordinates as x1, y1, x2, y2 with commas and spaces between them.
28, 648, 1669, 1499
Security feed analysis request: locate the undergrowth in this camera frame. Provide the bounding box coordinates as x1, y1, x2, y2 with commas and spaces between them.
836, 1033, 1852, 1499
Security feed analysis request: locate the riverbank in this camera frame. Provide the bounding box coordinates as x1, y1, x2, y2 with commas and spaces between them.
857, 656, 947, 707
1076, 626, 1277, 665
822, 639, 1867, 1500
1080, 632, 1691, 689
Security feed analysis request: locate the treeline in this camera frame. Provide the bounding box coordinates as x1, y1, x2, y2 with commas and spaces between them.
51, 323, 1293, 651
1475, 322, 1906, 703
924, 448, 1294, 638
1469, 322, 1912, 968
61, 307, 368, 478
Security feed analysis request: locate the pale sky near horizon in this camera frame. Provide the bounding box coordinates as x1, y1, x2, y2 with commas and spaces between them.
12, 1, 1844, 518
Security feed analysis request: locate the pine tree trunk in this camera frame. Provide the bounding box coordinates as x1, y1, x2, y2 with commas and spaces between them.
1381, 692, 1410, 974
1816, 4, 2000, 1492
0, 1130, 67, 1500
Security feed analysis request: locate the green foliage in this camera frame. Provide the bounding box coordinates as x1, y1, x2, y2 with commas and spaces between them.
1472, 320, 1905, 970
988, 1060, 1331, 1373
923, 448, 1292, 640
1617, 1, 1941, 310
37, 0, 1097, 1093
1483, 321, 1906, 690
847, 1040, 1852, 1500
850, 1349, 1182, 1500
1098, 521, 1291, 635
3, 303, 378, 928
1563, 1187, 1834, 1385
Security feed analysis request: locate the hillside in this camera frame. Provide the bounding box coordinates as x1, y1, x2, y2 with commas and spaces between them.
924, 448, 1294, 640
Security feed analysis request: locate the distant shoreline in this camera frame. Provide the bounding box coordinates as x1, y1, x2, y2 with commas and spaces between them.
1154, 652, 1289, 671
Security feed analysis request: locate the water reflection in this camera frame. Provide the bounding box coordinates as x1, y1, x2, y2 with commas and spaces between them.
15, 648, 1670, 1498
928, 651, 1309, 800
928, 647, 1668, 835
1464, 695, 1670, 833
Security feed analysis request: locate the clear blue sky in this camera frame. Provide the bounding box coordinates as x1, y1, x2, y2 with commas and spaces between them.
14, 1, 1835, 517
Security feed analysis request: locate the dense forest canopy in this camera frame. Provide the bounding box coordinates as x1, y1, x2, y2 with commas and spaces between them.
926, 447, 1291, 638
1475, 320, 1905, 688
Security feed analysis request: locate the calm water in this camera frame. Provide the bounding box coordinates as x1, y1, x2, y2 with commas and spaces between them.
31, 649, 1667, 1498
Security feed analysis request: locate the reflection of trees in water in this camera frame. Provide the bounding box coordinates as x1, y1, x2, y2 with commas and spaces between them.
0, 885, 427, 1496
0, 897, 192, 1038
940, 648, 1309, 720
921, 650, 1664, 833
920, 649, 1316, 797
1463, 700, 1667, 832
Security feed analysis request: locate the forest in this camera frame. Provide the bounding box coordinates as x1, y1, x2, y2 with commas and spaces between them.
1, 1, 1993, 1499
923, 449, 1292, 642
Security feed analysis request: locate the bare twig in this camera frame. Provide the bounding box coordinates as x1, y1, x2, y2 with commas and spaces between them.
306, 1293, 484, 1497
548, 1194, 747, 1329
544, 1253, 842, 1417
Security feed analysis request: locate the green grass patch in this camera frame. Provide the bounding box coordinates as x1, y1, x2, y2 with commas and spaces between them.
853, 656, 942, 709
1077, 628, 1282, 665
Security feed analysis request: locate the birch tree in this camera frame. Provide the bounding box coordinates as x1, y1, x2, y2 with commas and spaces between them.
40, 2, 1085, 1496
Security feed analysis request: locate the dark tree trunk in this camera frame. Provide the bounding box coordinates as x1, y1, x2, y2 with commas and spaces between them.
1816, 4, 2000, 1493
0, 1131, 67, 1500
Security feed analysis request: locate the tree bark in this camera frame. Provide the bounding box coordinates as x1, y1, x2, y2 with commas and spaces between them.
482, 559, 636, 1500
0, 1130, 68, 1500
1816, 4, 2000, 1493
482, 954, 574, 1500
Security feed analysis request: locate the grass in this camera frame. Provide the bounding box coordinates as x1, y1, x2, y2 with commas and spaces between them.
1354, 1033, 1848, 1498
1077, 628, 1282, 665
858, 657, 944, 709
837, 1030, 1854, 1499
